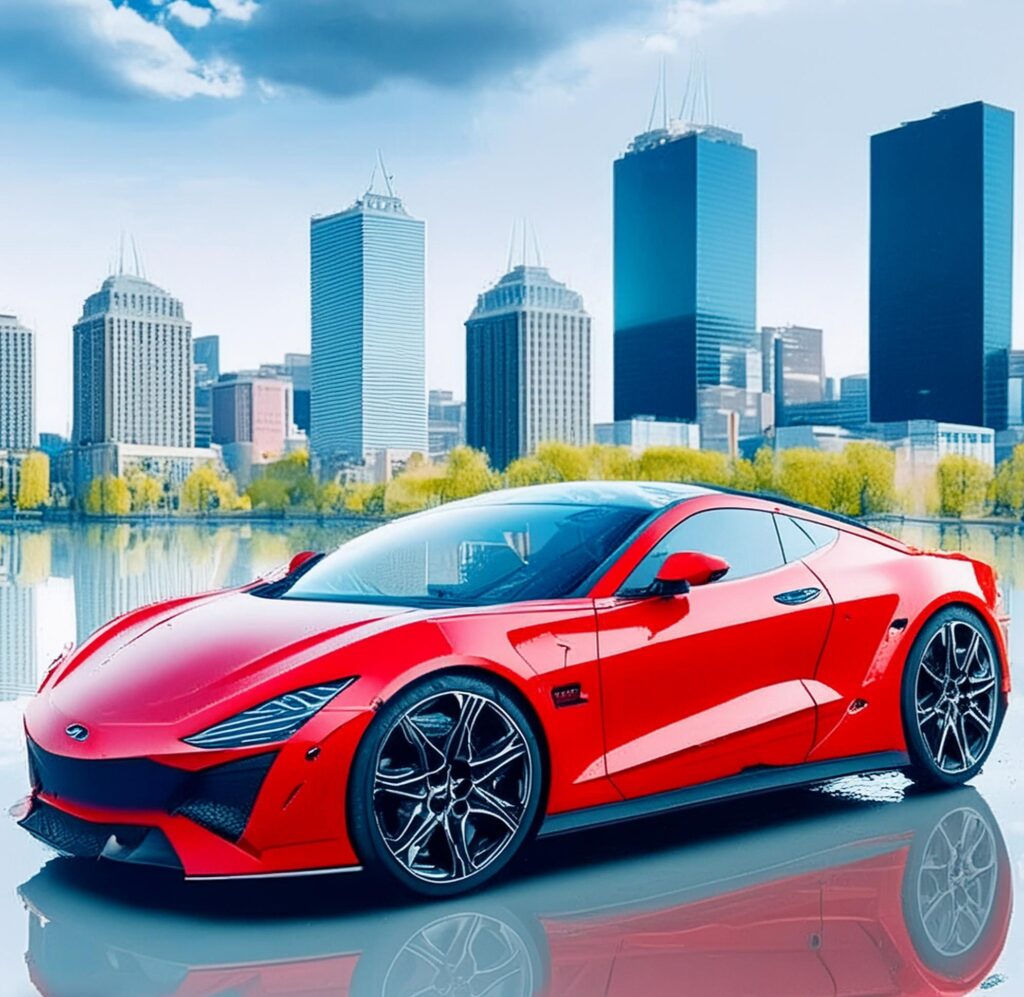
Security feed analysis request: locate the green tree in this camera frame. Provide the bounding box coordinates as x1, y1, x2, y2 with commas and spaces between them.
636, 446, 732, 486
992, 445, 1024, 517
774, 449, 861, 515
439, 447, 500, 501
84, 475, 131, 516
589, 444, 637, 481
16, 451, 49, 510
181, 463, 246, 514
246, 450, 318, 511
125, 469, 163, 512
936, 454, 992, 518
844, 442, 896, 515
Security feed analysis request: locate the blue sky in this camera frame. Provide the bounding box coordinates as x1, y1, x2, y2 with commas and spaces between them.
1, 0, 1023, 435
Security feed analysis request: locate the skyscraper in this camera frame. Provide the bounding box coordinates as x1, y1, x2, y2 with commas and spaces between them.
466, 264, 591, 470
614, 121, 757, 423
762, 325, 826, 424
0, 314, 35, 451
193, 335, 219, 448
310, 180, 427, 473
193, 335, 220, 384
73, 274, 193, 449
870, 101, 1014, 429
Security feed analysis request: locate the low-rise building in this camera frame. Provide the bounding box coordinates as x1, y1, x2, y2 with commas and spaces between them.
594, 418, 700, 453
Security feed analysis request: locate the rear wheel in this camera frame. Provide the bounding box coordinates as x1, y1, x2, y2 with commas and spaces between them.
902, 607, 1004, 788
348, 673, 543, 897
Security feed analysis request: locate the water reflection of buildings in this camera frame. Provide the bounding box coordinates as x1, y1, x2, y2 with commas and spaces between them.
0, 532, 40, 701
19, 786, 1010, 997
72, 527, 232, 644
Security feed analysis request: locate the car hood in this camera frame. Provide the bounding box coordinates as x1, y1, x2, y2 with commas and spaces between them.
27, 591, 412, 758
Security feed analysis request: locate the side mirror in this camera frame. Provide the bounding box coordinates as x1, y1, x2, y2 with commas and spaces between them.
288, 550, 319, 575
653, 551, 730, 596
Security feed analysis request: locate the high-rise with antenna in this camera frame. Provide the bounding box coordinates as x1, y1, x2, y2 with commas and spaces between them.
613, 64, 757, 429
310, 159, 427, 474
467, 230, 591, 469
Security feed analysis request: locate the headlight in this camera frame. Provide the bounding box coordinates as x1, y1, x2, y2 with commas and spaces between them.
183, 678, 357, 749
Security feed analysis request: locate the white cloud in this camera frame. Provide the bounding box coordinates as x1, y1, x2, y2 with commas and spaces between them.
209, 0, 260, 22
664, 0, 791, 38
644, 33, 679, 53
55, 0, 243, 98
167, 0, 212, 29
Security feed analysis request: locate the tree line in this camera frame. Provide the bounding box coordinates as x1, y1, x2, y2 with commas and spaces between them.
9, 442, 1024, 521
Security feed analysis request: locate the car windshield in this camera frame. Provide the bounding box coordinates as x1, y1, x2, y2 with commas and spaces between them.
275, 502, 649, 606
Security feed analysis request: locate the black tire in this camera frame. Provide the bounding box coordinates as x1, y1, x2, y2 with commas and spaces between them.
902, 606, 1005, 789
348, 672, 544, 898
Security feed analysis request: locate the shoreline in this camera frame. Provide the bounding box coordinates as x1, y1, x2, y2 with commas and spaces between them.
0, 511, 1020, 530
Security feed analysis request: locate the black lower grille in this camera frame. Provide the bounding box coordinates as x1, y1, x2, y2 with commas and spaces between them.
26, 737, 277, 843
172, 752, 276, 841
20, 801, 143, 858
27, 739, 189, 811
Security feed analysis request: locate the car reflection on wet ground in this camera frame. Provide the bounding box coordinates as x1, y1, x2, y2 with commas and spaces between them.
1, 520, 1021, 995
16, 774, 1011, 997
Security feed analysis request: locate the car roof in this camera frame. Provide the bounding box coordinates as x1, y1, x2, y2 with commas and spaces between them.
451, 481, 718, 511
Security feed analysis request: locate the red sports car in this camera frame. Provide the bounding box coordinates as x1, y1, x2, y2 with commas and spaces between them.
17, 483, 1010, 896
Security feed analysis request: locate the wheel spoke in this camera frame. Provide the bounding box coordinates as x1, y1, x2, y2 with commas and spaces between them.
375, 766, 432, 801
470, 728, 527, 783
386, 806, 441, 863
445, 694, 487, 762
444, 812, 477, 879
943, 623, 955, 679
401, 716, 447, 770
956, 713, 975, 766
469, 784, 522, 834
966, 706, 992, 734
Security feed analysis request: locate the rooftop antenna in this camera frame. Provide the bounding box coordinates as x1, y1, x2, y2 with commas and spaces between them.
118, 230, 126, 276
530, 219, 543, 267
376, 149, 395, 197
679, 49, 697, 121
366, 161, 378, 193
506, 218, 518, 273
130, 235, 143, 279
699, 54, 712, 125
521, 215, 528, 269
646, 58, 669, 132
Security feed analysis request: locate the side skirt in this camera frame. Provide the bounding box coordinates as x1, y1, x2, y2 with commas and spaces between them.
538, 751, 910, 838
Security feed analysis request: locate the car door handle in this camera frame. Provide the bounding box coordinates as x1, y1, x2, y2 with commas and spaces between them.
774, 587, 821, 606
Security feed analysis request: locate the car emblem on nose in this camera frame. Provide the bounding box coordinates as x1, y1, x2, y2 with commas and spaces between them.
65, 724, 89, 742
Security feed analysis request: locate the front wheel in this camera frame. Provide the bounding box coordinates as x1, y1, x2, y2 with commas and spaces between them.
902, 607, 1005, 788
348, 673, 543, 897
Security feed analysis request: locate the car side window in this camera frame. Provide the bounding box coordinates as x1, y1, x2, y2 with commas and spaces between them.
775, 514, 838, 562
620, 508, 786, 592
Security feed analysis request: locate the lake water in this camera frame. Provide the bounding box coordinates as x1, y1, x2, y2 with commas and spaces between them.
0, 518, 1022, 995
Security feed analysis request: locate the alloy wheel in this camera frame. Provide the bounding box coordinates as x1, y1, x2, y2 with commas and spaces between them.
915, 806, 998, 957
914, 621, 998, 775
372, 691, 533, 884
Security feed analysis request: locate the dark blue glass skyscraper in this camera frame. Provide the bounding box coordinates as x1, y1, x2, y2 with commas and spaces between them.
870, 101, 1013, 430
614, 123, 757, 423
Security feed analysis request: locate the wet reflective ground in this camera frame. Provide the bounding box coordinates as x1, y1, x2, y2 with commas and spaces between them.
0, 520, 1022, 996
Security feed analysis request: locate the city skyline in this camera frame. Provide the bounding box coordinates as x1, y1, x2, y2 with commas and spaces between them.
5, 0, 1024, 437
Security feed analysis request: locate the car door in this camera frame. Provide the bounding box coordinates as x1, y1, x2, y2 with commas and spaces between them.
595, 506, 834, 800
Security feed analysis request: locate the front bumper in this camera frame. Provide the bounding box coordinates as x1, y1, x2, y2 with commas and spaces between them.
18, 798, 182, 870
15, 706, 374, 878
